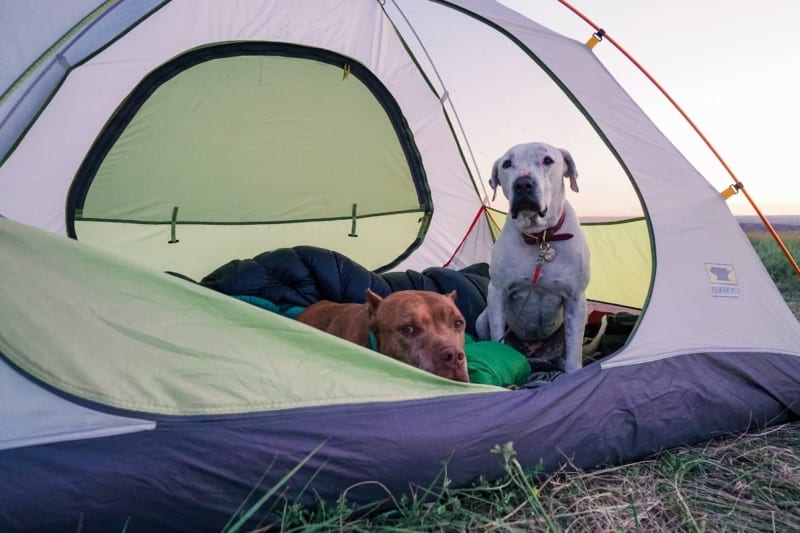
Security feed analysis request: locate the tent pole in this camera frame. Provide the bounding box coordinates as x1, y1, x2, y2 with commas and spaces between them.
556, 0, 800, 276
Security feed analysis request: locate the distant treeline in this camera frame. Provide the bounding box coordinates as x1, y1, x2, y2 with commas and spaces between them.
740, 222, 800, 234
738, 215, 800, 234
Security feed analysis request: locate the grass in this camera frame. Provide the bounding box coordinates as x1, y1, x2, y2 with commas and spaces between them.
239, 425, 800, 532
747, 230, 800, 316
233, 230, 800, 532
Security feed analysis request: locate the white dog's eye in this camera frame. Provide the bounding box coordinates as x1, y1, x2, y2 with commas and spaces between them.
543, 156, 554, 165
501, 159, 512, 169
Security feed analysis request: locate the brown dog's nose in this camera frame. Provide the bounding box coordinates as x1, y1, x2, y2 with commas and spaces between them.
439, 347, 469, 383
440, 346, 466, 364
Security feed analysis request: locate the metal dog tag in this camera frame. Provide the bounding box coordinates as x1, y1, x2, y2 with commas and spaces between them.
542, 247, 556, 262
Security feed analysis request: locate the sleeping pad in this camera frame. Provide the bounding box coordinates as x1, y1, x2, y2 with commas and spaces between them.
199, 246, 530, 387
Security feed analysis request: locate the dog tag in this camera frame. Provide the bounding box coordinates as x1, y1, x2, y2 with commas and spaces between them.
542, 247, 556, 262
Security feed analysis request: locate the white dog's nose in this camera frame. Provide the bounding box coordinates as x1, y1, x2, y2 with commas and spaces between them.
513, 176, 534, 196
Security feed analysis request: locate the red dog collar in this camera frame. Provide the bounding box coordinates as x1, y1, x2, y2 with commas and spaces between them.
521, 210, 573, 245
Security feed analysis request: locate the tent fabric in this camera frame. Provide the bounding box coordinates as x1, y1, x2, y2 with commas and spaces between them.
0, 0, 105, 96
0, 0, 166, 160
0, 0, 480, 274
0, 357, 155, 452
68, 42, 432, 274
0, 218, 492, 420
1, 351, 798, 531
581, 218, 652, 308
1, 0, 800, 530
74, 213, 430, 277
73, 50, 425, 222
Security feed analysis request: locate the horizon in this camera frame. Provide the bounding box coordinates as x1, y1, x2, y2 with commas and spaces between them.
578, 214, 800, 223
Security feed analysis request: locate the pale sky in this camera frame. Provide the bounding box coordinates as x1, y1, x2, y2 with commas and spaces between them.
499, 0, 800, 216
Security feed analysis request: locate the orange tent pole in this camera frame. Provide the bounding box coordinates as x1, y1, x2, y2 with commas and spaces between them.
557, 0, 800, 276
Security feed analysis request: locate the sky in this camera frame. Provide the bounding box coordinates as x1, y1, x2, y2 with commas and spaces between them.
498, 0, 799, 216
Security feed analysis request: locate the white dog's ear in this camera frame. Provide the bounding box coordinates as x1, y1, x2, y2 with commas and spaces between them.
489, 159, 500, 201
560, 148, 579, 193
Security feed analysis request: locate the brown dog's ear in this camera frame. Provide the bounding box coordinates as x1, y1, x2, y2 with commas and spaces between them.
445, 290, 457, 302
365, 288, 383, 319
560, 148, 579, 193
489, 159, 501, 201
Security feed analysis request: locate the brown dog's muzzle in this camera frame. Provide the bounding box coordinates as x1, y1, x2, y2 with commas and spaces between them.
435, 345, 469, 382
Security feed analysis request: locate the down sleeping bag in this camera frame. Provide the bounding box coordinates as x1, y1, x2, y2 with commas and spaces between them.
199, 245, 491, 339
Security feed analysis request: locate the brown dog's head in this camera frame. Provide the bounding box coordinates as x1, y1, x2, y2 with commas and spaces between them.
366, 289, 469, 383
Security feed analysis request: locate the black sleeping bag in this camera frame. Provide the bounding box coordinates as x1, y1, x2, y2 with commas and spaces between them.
200, 246, 489, 338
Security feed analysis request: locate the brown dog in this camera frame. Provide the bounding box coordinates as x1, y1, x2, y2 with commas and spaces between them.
296, 289, 469, 382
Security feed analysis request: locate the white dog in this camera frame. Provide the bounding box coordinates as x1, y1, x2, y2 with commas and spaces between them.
475, 142, 590, 372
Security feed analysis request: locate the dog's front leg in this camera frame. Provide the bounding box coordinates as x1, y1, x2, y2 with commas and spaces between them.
485, 282, 508, 342
562, 292, 587, 372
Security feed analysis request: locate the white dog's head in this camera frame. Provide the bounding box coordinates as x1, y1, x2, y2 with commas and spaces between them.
489, 142, 578, 227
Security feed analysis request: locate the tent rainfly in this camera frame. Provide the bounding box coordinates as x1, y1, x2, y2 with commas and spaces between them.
1, 0, 799, 530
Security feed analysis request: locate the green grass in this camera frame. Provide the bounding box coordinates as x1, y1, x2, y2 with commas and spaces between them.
234, 425, 800, 532
747, 230, 800, 315
230, 230, 800, 532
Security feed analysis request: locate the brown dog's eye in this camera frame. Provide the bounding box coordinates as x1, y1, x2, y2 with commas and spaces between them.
543, 156, 554, 165
501, 159, 512, 169
454, 319, 464, 330
399, 325, 416, 336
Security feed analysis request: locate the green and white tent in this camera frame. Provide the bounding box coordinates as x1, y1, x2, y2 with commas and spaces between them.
1, 1, 799, 530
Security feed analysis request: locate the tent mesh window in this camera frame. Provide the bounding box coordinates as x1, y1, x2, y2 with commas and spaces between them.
67, 42, 432, 275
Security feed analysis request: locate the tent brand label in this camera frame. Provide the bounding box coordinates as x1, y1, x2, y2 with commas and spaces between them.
706, 263, 741, 298
710, 285, 742, 298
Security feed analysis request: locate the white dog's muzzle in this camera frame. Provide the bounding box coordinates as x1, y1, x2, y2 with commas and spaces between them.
509, 176, 547, 219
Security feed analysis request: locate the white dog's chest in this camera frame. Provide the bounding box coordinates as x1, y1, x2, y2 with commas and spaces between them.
490, 241, 585, 294
504, 278, 565, 340
489, 231, 588, 340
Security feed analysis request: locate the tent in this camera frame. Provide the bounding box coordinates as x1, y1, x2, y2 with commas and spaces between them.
1, 0, 799, 530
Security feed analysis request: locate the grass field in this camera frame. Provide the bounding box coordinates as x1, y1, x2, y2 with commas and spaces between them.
236, 231, 800, 532
747, 230, 800, 318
